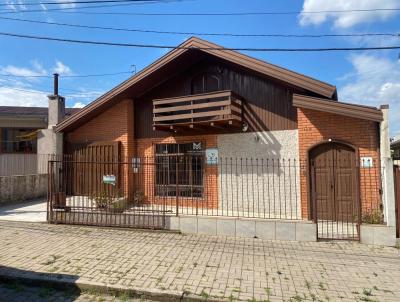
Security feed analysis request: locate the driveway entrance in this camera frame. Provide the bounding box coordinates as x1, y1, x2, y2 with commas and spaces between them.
0, 199, 47, 222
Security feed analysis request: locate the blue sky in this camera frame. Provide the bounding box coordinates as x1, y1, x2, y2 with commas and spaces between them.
0, 0, 399, 135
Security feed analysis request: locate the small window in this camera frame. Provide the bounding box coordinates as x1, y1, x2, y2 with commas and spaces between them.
191, 72, 220, 94
155, 142, 204, 198
1, 128, 37, 153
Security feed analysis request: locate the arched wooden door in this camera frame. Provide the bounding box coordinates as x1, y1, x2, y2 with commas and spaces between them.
309, 142, 360, 240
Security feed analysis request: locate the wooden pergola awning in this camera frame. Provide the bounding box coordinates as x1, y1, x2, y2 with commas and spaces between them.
152, 90, 244, 132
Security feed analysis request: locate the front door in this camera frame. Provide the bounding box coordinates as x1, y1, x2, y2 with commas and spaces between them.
310, 142, 360, 240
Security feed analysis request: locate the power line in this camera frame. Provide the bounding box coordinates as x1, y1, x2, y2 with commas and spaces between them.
0, 86, 101, 98
1, 6, 400, 16
0, 0, 181, 14
61, 71, 132, 77
0, 71, 132, 78
0, 16, 398, 38
0, 0, 170, 6
1, 31, 400, 52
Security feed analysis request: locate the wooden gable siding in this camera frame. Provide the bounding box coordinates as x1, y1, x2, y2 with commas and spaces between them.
134, 58, 303, 139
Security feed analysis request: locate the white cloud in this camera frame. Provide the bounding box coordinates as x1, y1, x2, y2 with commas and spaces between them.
0, 87, 48, 107
5, 1, 16, 11
4, 0, 73, 11
0, 61, 47, 78
299, 0, 399, 28
55, 0, 75, 9
72, 102, 85, 108
338, 54, 400, 135
53, 60, 73, 75
0, 61, 99, 109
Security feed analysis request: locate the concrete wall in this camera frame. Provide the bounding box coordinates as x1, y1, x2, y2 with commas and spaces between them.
166, 215, 316, 242
37, 129, 63, 156
217, 130, 301, 219
360, 225, 397, 246
0, 174, 47, 204
0, 117, 47, 128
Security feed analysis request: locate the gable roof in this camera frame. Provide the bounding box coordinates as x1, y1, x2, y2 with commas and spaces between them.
56, 37, 337, 132
293, 94, 383, 122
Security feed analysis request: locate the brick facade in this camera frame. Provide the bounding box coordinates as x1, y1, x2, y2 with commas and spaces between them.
66, 99, 134, 198
66, 99, 134, 159
297, 107, 381, 219
63, 98, 382, 220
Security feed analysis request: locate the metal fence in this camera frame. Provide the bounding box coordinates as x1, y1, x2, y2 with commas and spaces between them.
47, 156, 385, 235
394, 164, 400, 238
311, 157, 383, 240
0, 154, 56, 176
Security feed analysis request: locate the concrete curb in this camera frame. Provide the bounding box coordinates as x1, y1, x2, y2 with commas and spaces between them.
0, 270, 226, 302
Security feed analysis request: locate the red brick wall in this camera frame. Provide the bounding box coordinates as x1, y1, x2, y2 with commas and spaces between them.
66, 99, 134, 197
298, 107, 380, 219
134, 135, 219, 209
66, 99, 134, 159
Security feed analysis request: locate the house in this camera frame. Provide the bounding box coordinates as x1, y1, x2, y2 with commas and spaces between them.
0, 104, 79, 178
0, 99, 80, 203
51, 37, 395, 245
391, 136, 400, 165
0, 106, 78, 154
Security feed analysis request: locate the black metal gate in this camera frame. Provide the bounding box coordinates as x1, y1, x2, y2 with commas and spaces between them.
47, 158, 168, 229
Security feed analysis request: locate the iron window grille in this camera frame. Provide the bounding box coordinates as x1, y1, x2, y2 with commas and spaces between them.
155, 142, 204, 198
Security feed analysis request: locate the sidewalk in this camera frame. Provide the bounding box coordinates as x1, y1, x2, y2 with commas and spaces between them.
0, 220, 399, 301
0, 199, 46, 222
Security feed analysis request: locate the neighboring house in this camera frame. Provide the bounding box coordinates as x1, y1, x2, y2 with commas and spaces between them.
392, 136, 400, 165
0, 106, 78, 154
52, 37, 392, 243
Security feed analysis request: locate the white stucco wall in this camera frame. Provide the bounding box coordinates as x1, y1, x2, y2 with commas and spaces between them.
216, 130, 301, 219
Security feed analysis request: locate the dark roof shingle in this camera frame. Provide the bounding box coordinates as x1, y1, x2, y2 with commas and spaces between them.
0, 106, 80, 117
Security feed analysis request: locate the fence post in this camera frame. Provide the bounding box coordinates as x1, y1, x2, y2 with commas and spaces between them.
394, 165, 400, 237
47, 160, 52, 223
175, 155, 179, 216
382, 158, 396, 226
380, 105, 396, 227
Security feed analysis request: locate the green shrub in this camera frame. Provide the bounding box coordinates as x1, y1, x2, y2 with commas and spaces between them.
133, 191, 145, 205
92, 191, 112, 209
91, 190, 127, 213
362, 209, 384, 224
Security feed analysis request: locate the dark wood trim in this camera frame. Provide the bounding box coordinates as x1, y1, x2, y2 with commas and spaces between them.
152, 90, 243, 130
293, 94, 383, 122
153, 90, 232, 105
153, 100, 231, 113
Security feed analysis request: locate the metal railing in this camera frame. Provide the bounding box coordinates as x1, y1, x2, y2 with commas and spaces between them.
47, 156, 385, 233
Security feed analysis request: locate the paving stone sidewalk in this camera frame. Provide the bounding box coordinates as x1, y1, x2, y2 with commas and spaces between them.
0, 221, 399, 302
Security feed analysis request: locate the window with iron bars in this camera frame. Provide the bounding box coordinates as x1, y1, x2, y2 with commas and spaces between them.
155, 142, 204, 198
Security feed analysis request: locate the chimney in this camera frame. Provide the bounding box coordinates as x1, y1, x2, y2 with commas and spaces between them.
53, 72, 59, 96
47, 73, 65, 128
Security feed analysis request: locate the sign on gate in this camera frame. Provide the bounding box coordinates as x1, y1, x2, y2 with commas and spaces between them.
103, 175, 116, 185
206, 148, 218, 165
